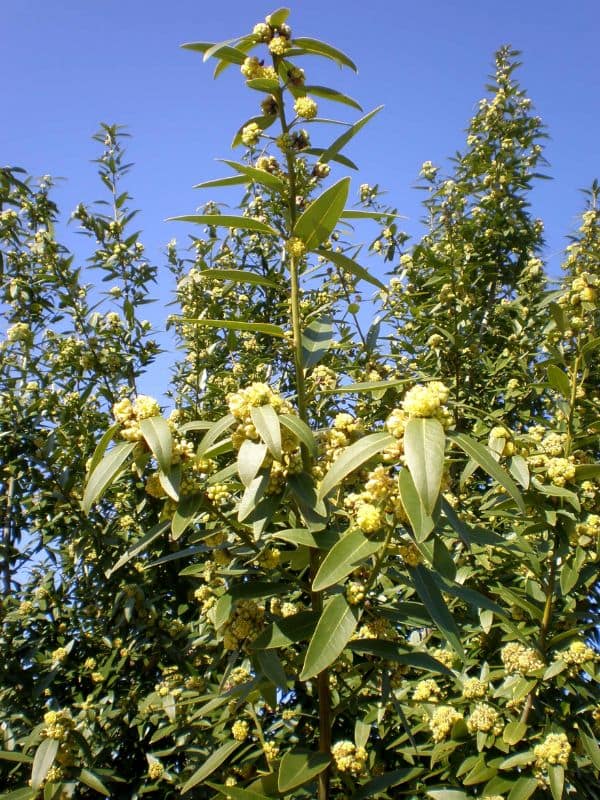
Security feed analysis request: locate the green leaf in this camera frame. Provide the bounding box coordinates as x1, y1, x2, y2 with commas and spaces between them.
85, 423, 120, 481
179, 318, 285, 338
31, 738, 58, 792
318, 432, 396, 501
0, 751, 33, 764
316, 247, 386, 290
302, 316, 333, 369
300, 594, 358, 679
353, 769, 425, 800
194, 269, 278, 290
303, 84, 362, 110
277, 748, 331, 793
409, 565, 464, 658
293, 177, 350, 251
266, 7, 290, 26
251, 405, 282, 460
579, 724, 600, 769
507, 777, 538, 800
404, 418, 445, 515
181, 740, 241, 794
167, 214, 279, 236
503, 720, 527, 746
279, 414, 317, 457
231, 115, 277, 148
197, 413, 235, 457
547, 764, 564, 800
181, 40, 244, 62
547, 364, 571, 399
193, 175, 247, 189
340, 209, 404, 221
237, 472, 270, 521
245, 77, 281, 93
251, 611, 318, 649
398, 468, 435, 542
427, 791, 470, 800
319, 106, 383, 164
509, 455, 530, 489
105, 521, 169, 578
0, 790, 36, 800
325, 377, 409, 393
531, 479, 580, 511
219, 159, 286, 193
290, 37, 357, 71
78, 769, 111, 796
237, 439, 268, 487
206, 784, 271, 800
312, 531, 382, 591
202, 38, 247, 64
270, 528, 340, 549
255, 649, 288, 689
139, 416, 172, 475
304, 147, 358, 170
348, 641, 452, 676
449, 432, 526, 512
83, 441, 135, 513
500, 751, 535, 770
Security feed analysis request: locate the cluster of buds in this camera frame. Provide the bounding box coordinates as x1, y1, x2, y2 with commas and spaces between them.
112, 395, 161, 442
501, 642, 544, 674
222, 600, 265, 651
331, 740, 368, 775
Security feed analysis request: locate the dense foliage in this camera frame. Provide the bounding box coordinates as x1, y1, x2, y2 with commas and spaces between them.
1, 9, 599, 800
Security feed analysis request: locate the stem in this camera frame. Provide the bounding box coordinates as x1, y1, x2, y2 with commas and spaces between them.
274, 58, 331, 799
1, 475, 15, 597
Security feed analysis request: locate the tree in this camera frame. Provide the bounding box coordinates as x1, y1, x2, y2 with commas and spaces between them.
1, 8, 599, 800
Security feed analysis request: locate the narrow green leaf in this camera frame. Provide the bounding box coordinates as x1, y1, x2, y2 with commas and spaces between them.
31, 738, 58, 791
547, 764, 564, 800
320, 106, 383, 164
202, 38, 246, 64
348, 641, 452, 676
503, 720, 527, 746
78, 769, 111, 797
255, 649, 288, 689
449, 432, 526, 512
181, 740, 241, 794
193, 175, 247, 189
507, 777, 538, 800
237, 439, 268, 488
266, 7, 290, 26
302, 316, 333, 368
194, 269, 278, 290
167, 214, 279, 236
245, 77, 281, 92
0, 751, 33, 764
300, 594, 358, 679
293, 177, 350, 251
409, 564, 464, 657
318, 432, 396, 501
270, 528, 340, 549
251, 611, 318, 649
579, 724, 600, 769
290, 37, 357, 71
303, 84, 362, 110
279, 414, 317, 457
500, 751, 535, 770
340, 209, 404, 220
427, 791, 470, 800
83, 441, 135, 513
398, 468, 435, 542
220, 159, 286, 193
0, 789, 36, 800
197, 413, 235, 457
312, 531, 382, 591
316, 247, 386, 290
277, 748, 331, 793
206, 783, 271, 800
251, 405, 282, 460
547, 364, 571, 399
304, 147, 358, 170
508, 455, 530, 489
353, 769, 425, 800
325, 377, 408, 393
404, 418, 445, 515
139, 416, 172, 475
179, 318, 285, 338
238, 472, 270, 521
85, 423, 120, 481
105, 521, 169, 578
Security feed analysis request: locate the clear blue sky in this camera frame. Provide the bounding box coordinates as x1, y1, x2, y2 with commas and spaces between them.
2, 1, 599, 388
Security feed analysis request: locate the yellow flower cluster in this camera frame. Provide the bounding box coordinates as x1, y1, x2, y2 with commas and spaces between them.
294, 96, 318, 119
355, 502, 384, 533
345, 580, 366, 605
575, 513, 600, 547
432, 648, 455, 670
240, 57, 277, 81
52, 647, 68, 663
559, 640, 596, 666
42, 709, 74, 741
232, 720, 250, 742
314, 413, 364, 480
268, 36, 290, 56
263, 741, 280, 761
462, 677, 488, 699
398, 543, 422, 566
223, 600, 265, 650
501, 642, 544, 674
545, 456, 576, 487
241, 122, 262, 147
331, 741, 368, 775
285, 236, 306, 258
412, 679, 442, 703
356, 616, 397, 640
402, 381, 451, 420
467, 703, 500, 733
45, 766, 63, 784
225, 667, 252, 689
112, 395, 161, 441
148, 761, 164, 780
428, 706, 463, 742
533, 732, 571, 768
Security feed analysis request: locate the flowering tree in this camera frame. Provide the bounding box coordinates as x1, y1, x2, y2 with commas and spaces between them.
1, 8, 600, 800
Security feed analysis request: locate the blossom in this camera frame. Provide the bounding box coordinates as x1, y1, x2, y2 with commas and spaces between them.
467, 703, 499, 733
501, 642, 544, 674
534, 732, 571, 768
285, 237, 306, 258
428, 706, 463, 742
294, 96, 318, 119
232, 720, 250, 741
331, 740, 368, 775
356, 503, 384, 534
241, 122, 262, 147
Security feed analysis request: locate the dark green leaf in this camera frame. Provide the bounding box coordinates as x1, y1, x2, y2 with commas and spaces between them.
319, 106, 383, 164
181, 740, 241, 794
318, 432, 396, 500
277, 749, 331, 793
279, 414, 317, 457
105, 521, 169, 578
312, 530, 382, 591
194, 269, 278, 289
302, 316, 333, 368
206, 783, 271, 800
409, 565, 464, 658
219, 159, 286, 193
293, 177, 350, 251
303, 84, 362, 110
179, 318, 285, 338
398, 468, 435, 542
300, 594, 358, 679
78, 769, 111, 797
547, 364, 571, 399
290, 37, 357, 70
193, 175, 247, 189
168, 214, 279, 236
507, 777, 538, 800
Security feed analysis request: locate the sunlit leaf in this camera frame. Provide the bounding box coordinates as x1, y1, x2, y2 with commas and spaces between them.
293, 177, 350, 251
300, 594, 358, 679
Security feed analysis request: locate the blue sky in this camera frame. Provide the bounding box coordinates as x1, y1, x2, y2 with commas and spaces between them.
2, 1, 599, 388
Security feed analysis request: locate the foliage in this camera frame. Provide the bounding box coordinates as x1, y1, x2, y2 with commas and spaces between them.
1, 9, 600, 800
